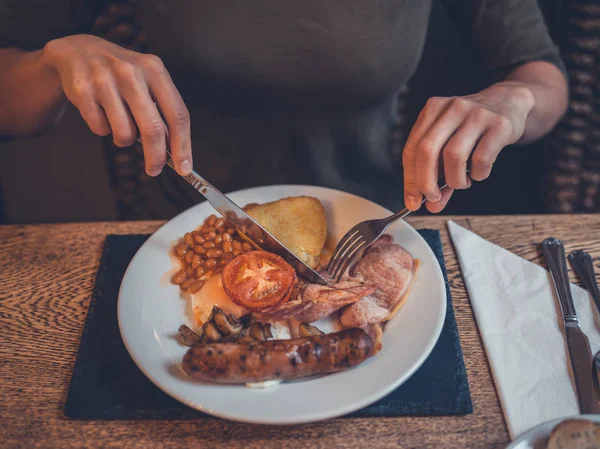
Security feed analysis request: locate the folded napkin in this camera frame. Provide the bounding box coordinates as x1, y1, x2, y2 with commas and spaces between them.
447, 221, 600, 439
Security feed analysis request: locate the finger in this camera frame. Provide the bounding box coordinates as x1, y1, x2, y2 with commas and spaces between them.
115, 61, 167, 176
66, 79, 111, 136
142, 54, 192, 175
425, 187, 454, 214
416, 99, 470, 201
94, 79, 137, 147
402, 96, 452, 210
442, 117, 487, 190
470, 123, 511, 181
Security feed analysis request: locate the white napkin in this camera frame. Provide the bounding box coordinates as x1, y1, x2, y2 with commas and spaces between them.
447, 220, 600, 440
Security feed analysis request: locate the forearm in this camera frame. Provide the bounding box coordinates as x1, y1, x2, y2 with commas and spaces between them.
0, 47, 67, 138
499, 60, 568, 144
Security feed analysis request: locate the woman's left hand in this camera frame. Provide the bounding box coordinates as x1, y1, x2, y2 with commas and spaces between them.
402, 82, 535, 213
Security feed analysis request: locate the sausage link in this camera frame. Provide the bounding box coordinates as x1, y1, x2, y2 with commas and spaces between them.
182, 328, 375, 384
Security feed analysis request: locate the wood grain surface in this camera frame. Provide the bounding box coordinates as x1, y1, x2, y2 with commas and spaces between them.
1, 215, 599, 449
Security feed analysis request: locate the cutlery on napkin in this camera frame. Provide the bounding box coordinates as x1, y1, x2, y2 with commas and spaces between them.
447, 220, 600, 440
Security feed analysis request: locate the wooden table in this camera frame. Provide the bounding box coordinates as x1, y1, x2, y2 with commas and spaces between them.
1, 215, 599, 449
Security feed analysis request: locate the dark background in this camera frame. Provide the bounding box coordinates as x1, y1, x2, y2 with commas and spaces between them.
0, 0, 591, 224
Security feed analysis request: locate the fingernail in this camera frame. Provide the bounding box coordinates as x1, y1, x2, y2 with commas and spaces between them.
179, 159, 192, 175
406, 194, 419, 209
466, 178, 472, 188
147, 165, 162, 177
428, 191, 442, 202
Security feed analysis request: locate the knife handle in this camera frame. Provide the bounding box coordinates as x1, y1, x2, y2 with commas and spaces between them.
569, 250, 600, 315
542, 238, 577, 321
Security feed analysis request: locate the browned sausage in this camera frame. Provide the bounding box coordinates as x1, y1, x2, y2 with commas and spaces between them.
182, 328, 376, 384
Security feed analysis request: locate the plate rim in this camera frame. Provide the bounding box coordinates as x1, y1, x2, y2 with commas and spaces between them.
117, 184, 447, 424
505, 414, 600, 448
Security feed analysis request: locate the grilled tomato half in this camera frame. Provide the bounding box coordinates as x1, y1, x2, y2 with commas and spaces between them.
222, 251, 296, 311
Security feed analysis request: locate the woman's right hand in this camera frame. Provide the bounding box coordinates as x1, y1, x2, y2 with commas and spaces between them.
43, 34, 192, 176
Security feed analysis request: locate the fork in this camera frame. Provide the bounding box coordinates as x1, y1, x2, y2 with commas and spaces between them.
325, 181, 453, 282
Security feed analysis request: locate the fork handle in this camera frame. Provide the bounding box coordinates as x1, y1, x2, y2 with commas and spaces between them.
383, 180, 452, 226
569, 250, 600, 315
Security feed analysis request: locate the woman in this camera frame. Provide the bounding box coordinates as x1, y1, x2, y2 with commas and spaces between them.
0, 0, 568, 215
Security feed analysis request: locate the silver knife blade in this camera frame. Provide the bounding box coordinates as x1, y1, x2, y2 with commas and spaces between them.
542, 237, 600, 414
165, 151, 328, 285
565, 322, 600, 414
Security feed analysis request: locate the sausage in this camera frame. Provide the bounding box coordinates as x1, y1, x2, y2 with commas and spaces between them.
182, 328, 376, 384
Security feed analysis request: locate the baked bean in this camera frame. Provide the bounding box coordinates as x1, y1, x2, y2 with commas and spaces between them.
184, 250, 194, 264
202, 226, 216, 235
242, 242, 253, 252
232, 248, 242, 257
180, 278, 195, 291
225, 227, 235, 235
187, 280, 205, 294
206, 249, 222, 259
214, 235, 222, 245
222, 232, 232, 242
205, 258, 217, 268
191, 254, 203, 268
201, 269, 214, 280
184, 232, 194, 247
232, 240, 242, 251
214, 217, 225, 229
205, 231, 217, 241
193, 245, 206, 255
193, 234, 205, 245
194, 266, 205, 278
214, 267, 223, 274
218, 258, 229, 267
203, 241, 216, 249
172, 270, 187, 285
174, 242, 188, 258
186, 266, 195, 277
222, 241, 232, 253
206, 215, 217, 226
221, 252, 234, 261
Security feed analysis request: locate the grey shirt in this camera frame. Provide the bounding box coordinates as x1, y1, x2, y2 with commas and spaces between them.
0, 0, 565, 214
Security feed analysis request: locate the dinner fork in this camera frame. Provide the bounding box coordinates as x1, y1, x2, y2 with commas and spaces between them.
325, 180, 454, 282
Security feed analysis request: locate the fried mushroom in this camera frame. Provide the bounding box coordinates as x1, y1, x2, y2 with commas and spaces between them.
178, 324, 202, 346
299, 322, 325, 337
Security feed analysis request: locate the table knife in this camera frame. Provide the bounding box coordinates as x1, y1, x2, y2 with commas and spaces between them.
161, 149, 328, 285
542, 237, 600, 414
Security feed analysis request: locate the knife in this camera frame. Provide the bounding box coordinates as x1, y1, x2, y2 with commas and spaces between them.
161, 149, 328, 286
542, 237, 600, 414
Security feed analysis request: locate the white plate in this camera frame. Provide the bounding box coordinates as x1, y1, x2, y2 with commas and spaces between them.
118, 185, 447, 424
506, 415, 600, 449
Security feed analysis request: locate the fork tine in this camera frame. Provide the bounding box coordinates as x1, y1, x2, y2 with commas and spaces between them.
326, 227, 361, 272
331, 238, 366, 281
327, 233, 363, 278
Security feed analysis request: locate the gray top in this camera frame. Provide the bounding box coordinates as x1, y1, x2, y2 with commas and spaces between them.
0, 0, 565, 213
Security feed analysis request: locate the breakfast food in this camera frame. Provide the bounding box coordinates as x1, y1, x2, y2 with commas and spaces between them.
170, 195, 418, 385
222, 251, 297, 311
182, 327, 378, 384
244, 196, 327, 269
340, 235, 418, 328
171, 214, 255, 292
546, 419, 600, 449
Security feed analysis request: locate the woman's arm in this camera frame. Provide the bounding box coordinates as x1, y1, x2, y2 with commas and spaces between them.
403, 0, 569, 212
504, 60, 568, 144
402, 60, 567, 212
0, 47, 67, 137
0, 35, 193, 177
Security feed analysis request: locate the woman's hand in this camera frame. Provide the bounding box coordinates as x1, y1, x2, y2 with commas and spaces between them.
402, 82, 535, 213
42, 34, 191, 176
